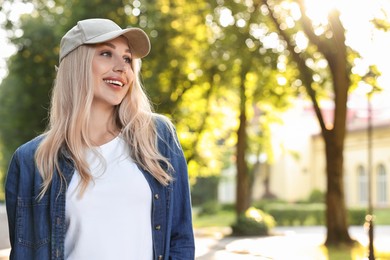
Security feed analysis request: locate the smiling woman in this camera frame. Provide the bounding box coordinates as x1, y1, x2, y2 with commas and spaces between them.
4, 18, 195, 260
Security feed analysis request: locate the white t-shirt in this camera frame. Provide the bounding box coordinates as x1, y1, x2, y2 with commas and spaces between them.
64, 136, 153, 260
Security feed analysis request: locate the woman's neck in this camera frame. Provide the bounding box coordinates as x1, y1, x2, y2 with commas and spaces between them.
89, 105, 120, 146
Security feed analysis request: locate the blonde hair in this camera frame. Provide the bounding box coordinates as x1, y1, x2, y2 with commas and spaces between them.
35, 45, 173, 197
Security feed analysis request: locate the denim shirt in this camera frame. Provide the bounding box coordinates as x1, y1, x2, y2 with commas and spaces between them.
5, 118, 195, 260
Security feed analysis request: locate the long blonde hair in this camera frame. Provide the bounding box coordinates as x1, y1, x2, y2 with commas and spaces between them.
35, 45, 173, 197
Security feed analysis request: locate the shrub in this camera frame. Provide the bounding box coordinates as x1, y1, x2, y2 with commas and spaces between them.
307, 189, 325, 203
348, 208, 366, 225
198, 200, 221, 216
231, 207, 275, 236
264, 203, 325, 226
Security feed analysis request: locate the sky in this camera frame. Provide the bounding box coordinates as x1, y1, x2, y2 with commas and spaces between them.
0, 0, 390, 98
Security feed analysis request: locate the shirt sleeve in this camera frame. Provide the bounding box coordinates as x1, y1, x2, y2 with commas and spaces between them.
164, 123, 195, 259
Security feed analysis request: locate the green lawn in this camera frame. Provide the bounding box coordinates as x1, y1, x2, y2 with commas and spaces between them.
373, 208, 390, 225
193, 210, 235, 228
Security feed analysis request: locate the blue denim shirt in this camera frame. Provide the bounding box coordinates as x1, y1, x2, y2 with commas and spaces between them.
5, 118, 195, 260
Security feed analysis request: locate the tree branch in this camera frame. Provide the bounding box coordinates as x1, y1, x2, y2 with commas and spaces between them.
261, 0, 327, 133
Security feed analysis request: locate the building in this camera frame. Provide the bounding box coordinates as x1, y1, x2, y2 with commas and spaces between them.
219, 93, 390, 208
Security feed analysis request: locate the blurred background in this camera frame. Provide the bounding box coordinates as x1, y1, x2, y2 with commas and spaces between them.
1, 0, 390, 259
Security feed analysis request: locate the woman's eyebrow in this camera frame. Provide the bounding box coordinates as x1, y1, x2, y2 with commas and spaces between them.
100, 42, 131, 54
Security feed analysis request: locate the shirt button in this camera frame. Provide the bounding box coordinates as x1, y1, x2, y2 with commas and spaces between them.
154, 194, 159, 199
158, 255, 163, 260
155, 225, 161, 230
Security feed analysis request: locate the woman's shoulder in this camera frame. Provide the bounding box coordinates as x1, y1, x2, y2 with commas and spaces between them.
153, 114, 176, 137
153, 113, 181, 149
154, 114, 173, 129
14, 134, 45, 158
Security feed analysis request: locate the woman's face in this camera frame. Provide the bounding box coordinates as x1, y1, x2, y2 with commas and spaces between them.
91, 36, 134, 109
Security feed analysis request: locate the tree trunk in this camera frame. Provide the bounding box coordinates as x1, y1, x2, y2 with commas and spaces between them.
324, 131, 354, 246
235, 83, 250, 216
262, 0, 355, 246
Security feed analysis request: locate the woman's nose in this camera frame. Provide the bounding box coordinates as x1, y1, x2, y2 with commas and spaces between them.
113, 59, 128, 72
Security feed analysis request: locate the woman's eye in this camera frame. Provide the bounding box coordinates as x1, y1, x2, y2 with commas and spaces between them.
101, 51, 112, 57
124, 57, 132, 64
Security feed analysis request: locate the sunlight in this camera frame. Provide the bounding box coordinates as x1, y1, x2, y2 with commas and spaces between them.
303, 0, 340, 26
218, 7, 234, 27
246, 207, 263, 222
303, 0, 390, 95
224, 234, 326, 259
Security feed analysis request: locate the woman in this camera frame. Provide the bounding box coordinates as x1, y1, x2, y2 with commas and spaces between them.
5, 18, 195, 260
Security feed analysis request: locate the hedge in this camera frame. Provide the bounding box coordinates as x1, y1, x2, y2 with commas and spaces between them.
261, 203, 366, 226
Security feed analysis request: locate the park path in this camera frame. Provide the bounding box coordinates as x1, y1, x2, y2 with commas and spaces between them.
195, 225, 390, 259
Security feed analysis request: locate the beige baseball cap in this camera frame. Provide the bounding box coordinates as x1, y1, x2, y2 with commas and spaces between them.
59, 18, 150, 63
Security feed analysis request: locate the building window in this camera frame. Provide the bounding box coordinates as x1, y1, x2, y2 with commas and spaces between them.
358, 165, 367, 204
377, 164, 387, 205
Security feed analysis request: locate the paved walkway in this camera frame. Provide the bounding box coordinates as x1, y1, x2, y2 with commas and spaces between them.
195, 226, 390, 259
1, 203, 389, 259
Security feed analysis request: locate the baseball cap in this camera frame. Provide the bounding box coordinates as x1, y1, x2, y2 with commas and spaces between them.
59, 18, 150, 62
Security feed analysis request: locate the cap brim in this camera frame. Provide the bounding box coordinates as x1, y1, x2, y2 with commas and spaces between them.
85, 28, 150, 58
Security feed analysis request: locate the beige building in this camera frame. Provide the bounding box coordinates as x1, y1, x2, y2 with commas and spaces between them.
220, 94, 390, 209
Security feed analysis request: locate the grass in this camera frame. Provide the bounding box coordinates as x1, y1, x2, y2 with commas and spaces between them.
193, 210, 235, 228
373, 208, 390, 225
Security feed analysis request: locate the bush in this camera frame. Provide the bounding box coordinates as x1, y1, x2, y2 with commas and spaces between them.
220, 203, 235, 211
263, 203, 366, 226
307, 189, 325, 203
265, 203, 325, 226
348, 208, 366, 225
198, 200, 221, 216
231, 207, 275, 236
252, 198, 286, 211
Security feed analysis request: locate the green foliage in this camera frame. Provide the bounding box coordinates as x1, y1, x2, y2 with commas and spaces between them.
191, 176, 219, 206
198, 200, 221, 216
193, 209, 235, 228
231, 207, 276, 236
232, 216, 268, 236
307, 189, 325, 203
265, 203, 325, 226
193, 206, 390, 229
252, 198, 287, 210
373, 208, 390, 225
0, 16, 58, 178
348, 208, 367, 226
261, 203, 367, 226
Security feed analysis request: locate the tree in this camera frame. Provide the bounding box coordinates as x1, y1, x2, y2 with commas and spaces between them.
260, 0, 381, 246
137, 0, 222, 182
0, 15, 58, 181
205, 1, 294, 218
